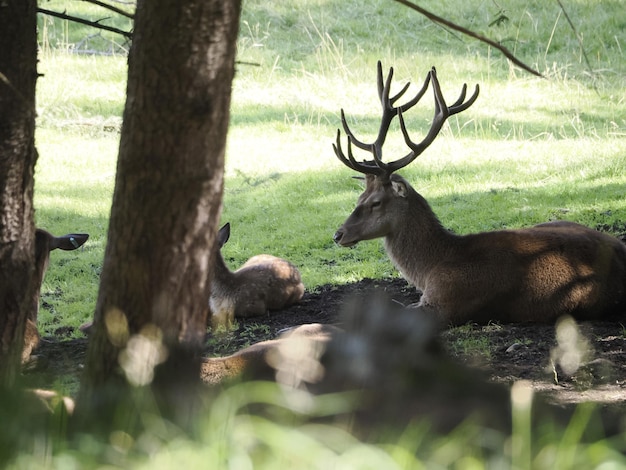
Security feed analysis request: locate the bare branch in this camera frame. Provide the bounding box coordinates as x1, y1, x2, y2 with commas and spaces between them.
79, 0, 135, 20
37, 7, 132, 39
393, 0, 543, 78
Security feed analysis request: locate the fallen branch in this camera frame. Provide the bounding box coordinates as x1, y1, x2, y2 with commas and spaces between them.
393, 0, 543, 78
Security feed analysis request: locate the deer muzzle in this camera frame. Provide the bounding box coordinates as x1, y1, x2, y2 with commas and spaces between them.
333, 229, 358, 248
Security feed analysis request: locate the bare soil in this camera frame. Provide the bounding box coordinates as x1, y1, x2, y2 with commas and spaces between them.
27, 277, 626, 411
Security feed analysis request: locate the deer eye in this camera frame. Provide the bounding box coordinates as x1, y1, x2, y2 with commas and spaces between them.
371, 200, 382, 209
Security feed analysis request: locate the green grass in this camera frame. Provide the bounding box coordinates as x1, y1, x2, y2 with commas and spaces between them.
443, 323, 498, 360
10, 380, 626, 469
34, 0, 626, 336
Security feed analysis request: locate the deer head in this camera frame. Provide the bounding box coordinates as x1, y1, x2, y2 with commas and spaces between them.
333, 61, 479, 247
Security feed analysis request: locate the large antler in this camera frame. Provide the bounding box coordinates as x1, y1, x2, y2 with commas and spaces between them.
333, 61, 480, 181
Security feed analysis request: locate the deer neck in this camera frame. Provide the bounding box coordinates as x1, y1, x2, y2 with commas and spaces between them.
212, 253, 236, 291
32, 231, 51, 324
383, 192, 456, 290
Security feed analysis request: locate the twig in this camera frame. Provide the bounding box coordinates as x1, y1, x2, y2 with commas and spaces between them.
236, 61, 261, 67
80, 0, 134, 20
37, 8, 133, 39
393, 0, 543, 78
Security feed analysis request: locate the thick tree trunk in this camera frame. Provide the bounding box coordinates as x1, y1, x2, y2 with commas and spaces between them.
0, 0, 39, 386
76, 0, 241, 433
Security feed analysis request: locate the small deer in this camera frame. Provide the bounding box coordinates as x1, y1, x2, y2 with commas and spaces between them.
24, 229, 89, 361
201, 297, 514, 436
210, 223, 305, 327
201, 323, 338, 384
333, 61, 626, 325
202, 295, 624, 438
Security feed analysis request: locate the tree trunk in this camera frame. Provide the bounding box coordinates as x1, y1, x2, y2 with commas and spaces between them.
0, 0, 39, 387
76, 0, 241, 433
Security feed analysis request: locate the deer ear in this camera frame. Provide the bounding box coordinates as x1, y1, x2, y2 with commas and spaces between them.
217, 223, 230, 247
391, 179, 409, 198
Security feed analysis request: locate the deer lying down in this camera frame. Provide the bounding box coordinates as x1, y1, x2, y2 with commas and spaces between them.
202, 296, 625, 439
202, 305, 486, 432
201, 323, 340, 384
333, 62, 626, 326
210, 222, 305, 327
24, 229, 89, 362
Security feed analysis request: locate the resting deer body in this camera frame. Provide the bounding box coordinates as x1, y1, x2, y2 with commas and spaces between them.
210, 223, 305, 327
201, 296, 623, 438
24, 229, 89, 361
202, 323, 338, 384
333, 62, 626, 325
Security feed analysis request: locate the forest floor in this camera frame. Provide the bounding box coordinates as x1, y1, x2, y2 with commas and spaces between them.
25, 277, 626, 414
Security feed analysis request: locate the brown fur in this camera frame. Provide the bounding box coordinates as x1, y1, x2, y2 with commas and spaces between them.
200, 323, 338, 384
335, 173, 626, 325
210, 223, 304, 327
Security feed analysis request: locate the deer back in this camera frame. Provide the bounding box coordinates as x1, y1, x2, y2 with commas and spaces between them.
410, 221, 626, 325
237, 254, 305, 310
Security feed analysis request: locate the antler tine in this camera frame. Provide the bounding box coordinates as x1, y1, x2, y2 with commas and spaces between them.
333, 129, 382, 176
396, 70, 431, 112
376, 60, 386, 104
332, 129, 355, 170
344, 62, 400, 153
340, 109, 369, 152
378, 61, 411, 107
389, 81, 411, 106
334, 62, 479, 180
448, 83, 480, 115
386, 67, 479, 173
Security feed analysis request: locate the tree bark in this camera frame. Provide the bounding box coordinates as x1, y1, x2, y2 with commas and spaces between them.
76, 0, 241, 433
0, 0, 39, 387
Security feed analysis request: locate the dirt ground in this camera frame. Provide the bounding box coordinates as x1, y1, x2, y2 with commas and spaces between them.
26, 277, 626, 411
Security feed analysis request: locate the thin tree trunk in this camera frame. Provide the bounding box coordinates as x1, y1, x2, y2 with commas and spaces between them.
76, 0, 241, 434
0, 0, 39, 387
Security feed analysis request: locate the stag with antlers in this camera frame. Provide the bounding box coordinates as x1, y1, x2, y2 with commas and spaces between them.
333, 61, 626, 325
